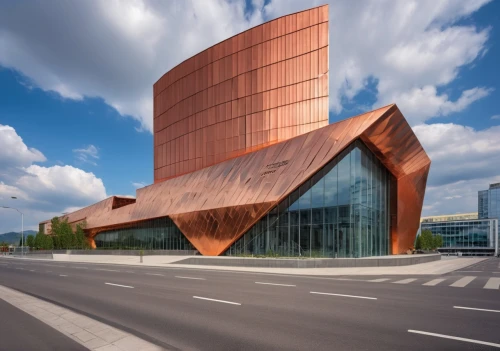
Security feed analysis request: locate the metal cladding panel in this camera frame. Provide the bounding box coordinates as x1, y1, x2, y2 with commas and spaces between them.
153, 5, 329, 182
41, 104, 430, 255
169, 202, 275, 256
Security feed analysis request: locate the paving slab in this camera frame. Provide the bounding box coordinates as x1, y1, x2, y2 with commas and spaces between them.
0, 285, 166, 351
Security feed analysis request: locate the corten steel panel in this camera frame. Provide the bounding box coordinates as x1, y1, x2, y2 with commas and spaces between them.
47, 104, 430, 255
153, 5, 330, 182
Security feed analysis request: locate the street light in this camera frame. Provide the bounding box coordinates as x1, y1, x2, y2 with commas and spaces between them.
1, 206, 24, 257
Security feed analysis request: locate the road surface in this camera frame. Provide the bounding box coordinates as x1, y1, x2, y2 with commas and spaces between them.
1, 257, 499, 350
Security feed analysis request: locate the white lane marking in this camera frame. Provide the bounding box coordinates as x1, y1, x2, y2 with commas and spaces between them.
29, 270, 35, 272
105, 282, 134, 289
124, 271, 135, 273
484, 278, 500, 290
370, 278, 390, 282
255, 282, 296, 287
193, 296, 240, 305
408, 330, 500, 348
456, 271, 482, 273
310, 291, 377, 300
493, 272, 500, 274
59, 275, 67, 277
175, 276, 206, 280
44, 264, 62, 267
450, 276, 476, 287
423, 278, 446, 286
145, 273, 164, 276
454, 306, 500, 313
73, 267, 88, 269
393, 278, 417, 284
95, 269, 120, 272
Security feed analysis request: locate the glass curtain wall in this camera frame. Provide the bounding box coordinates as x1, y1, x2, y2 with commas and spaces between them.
94, 217, 194, 250
420, 221, 493, 248
225, 140, 392, 258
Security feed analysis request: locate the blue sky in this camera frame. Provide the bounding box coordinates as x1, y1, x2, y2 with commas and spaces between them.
1, 0, 499, 232
0, 69, 152, 195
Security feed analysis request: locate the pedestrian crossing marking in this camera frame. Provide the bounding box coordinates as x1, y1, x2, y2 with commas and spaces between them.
370, 278, 390, 282
393, 278, 417, 284
450, 276, 476, 288
423, 279, 446, 286
484, 278, 500, 290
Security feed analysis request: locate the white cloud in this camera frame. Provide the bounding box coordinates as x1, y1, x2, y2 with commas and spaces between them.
131, 181, 147, 188
414, 123, 500, 215
0, 0, 264, 132
387, 86, 492, 124
0, 124, 46, 169
491, 114, 500, 120
0, 126, 107, 233
73, 145, 99, 166
0, 1, 492, 129
264, 0, 492, 125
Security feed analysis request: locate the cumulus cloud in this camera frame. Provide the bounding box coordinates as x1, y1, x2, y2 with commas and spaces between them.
414, 123, 500, 215
0, 124, 46, 168
0, 126, 107, 233
0, 0, 264, 132
389, 86, 493, 124
491, 114, 500, 120
0, 1, 492, 128
264, 0, 492, 125
73, 145, 99, 166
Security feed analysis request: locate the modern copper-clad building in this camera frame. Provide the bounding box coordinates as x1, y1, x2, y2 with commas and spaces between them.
40, 5, 430, 257
153, 5, 329, 182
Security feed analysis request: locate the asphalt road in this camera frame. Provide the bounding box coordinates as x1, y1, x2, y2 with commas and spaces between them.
0, 298, 87, 351
0, 257, 499, 350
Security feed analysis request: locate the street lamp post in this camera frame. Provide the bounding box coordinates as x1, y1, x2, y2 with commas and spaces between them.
1, 206, 24, 257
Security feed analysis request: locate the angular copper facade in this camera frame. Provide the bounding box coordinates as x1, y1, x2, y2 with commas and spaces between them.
153, 5, 330, 182
42, 104, 430, 255
41, 5, 431, 256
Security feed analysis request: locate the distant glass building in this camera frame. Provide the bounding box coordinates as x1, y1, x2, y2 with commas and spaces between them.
420, 219, 498, 256
419, 182, 500, 256
479, 183, 500, 221
421, 213, 478, 223
478, 183, 500, 253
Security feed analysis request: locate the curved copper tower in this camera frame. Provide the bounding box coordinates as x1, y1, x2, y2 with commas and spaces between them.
41, 5, 431, 256
153, 5, 329, 182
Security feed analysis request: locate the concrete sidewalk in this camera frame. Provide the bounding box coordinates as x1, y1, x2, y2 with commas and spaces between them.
4, 254, 488, 276
0, 285, 164, 351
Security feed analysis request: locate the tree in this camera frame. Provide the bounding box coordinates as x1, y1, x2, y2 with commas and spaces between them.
26, 235, 35, 249
433, 235, 443, 249
51, 217, 75, 249
415, 235, 422, 250
419, 229, 434, 250
75, 223, 90, 250
34, 232, 44, 250
52, 235, 61, 250
45, 234, 54, 250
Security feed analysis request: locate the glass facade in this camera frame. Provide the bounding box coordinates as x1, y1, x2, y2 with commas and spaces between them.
421, 213, 478, 223
478, 183, 500, 248
420, 219, 498, 255
94, 217, 194, 251
225, 140, 392, 258
478, 190, 489, 219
